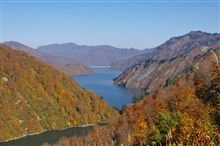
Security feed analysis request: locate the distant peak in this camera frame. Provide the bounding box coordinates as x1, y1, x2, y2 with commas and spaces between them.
62, 42, 78, 46
41, 42, 79, 47
189, 30, 204, 34
3, 41, 32, 50
161, 30, 219, 49
3, 41, 22, 45
187, 30, 209, 36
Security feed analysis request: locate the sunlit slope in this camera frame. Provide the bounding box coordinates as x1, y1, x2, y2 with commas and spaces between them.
0, 45, 118, 141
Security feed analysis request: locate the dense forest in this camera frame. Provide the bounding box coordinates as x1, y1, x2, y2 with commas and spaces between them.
0, 45, 118, 141
44, 48, 220, 146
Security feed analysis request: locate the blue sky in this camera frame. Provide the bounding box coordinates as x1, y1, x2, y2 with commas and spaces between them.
0, 0, 219, 49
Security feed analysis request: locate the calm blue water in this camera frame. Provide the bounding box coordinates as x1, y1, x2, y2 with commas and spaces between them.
73, 67, 145, 108
0, 126, 93, 146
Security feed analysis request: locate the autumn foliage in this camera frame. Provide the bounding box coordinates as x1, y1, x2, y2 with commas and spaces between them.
48, 48, 220, 146
0, 45, 118, 141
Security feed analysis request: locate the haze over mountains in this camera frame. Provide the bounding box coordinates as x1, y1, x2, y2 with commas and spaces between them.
37, 43, 143, 66
114, 31, 220, 91
3, 41, 148, 73
3, 41, 93, 76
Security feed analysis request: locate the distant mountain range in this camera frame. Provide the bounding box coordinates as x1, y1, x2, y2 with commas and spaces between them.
37, 43, 143, 66
2, 41, 93, 76
3, 31, 219, 92
114, 31, 220, 91
0, 45, 118, 141
3, 41, 147, 73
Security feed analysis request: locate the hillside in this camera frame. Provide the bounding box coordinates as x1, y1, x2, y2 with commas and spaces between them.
111, 48, 154, 71
37, 43, 142, 67
45, 47, 220, 146
0, 45, 118, 141
114, 31, 220, 91
3, 41, 93, 76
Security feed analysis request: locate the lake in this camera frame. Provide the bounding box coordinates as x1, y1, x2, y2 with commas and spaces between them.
0, 126, 93, 146
74, 67, 145, 108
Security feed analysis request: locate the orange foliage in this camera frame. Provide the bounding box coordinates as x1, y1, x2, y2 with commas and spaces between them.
0, 45, 118, 141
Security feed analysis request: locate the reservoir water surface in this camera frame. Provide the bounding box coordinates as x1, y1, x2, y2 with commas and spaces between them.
74, 67, 145, 108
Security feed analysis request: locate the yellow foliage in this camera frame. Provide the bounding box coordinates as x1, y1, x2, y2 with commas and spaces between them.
0, 46, 118, 141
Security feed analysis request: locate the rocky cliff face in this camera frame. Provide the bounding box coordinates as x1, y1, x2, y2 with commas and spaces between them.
3, 41, 93, 76
114, 31, 220, 91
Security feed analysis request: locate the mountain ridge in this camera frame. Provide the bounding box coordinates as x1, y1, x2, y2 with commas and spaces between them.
2, 41, 93, 76
37, 42, 143, 66
114, 31, 220, 91
111, 31, 220, 70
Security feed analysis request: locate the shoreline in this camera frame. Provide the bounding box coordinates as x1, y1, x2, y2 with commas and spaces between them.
0, 122, 107, 143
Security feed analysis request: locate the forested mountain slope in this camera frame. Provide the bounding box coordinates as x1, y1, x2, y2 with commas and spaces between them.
0, 45, 118, 141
